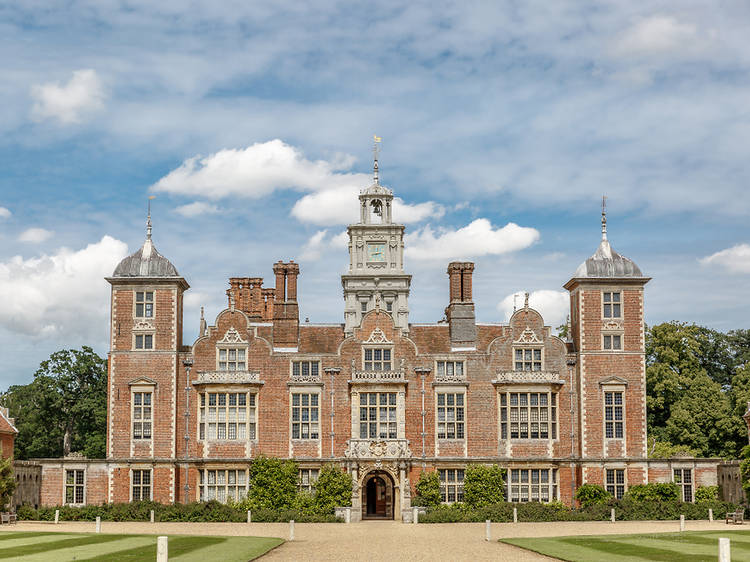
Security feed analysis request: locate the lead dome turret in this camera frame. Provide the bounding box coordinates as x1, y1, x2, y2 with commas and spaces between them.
572, 201, 645, 279
112, 212, 180, 278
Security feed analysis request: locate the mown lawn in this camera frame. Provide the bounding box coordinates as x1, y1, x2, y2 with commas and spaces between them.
501, 529, 750, 561
0, 531, 283, 561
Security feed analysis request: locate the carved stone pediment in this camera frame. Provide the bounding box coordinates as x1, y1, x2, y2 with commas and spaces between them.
344, 439, 412, 459
364, 327, 391, 344
133, 320, 155, 332
602, 320, 623, 331
514, 326, 542, 344
218, 327, 247, 344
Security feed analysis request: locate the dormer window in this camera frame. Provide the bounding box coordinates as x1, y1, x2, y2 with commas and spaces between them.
135, 291, 154, 318
218, 347, 246, 371
514, 348, 542, 371
364, 348, 391, 371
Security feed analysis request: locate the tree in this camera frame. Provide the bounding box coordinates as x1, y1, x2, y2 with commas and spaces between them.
0, 457, 16, 510
647, 437, 698, 459
664, 372, 736, 458
646, 322, 743, 457
0, 347, 107, 459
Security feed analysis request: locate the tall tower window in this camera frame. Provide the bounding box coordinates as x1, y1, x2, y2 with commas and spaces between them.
603, 292, 621, 318
135, 291, 154, 318
132, 391, 152, 439
134, 334, 153, 350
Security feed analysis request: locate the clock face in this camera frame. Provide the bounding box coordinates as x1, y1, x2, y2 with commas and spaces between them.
367, 243, 386, 262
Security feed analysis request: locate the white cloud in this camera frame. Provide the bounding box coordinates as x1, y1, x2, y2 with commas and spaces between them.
299, 229, 350, 261
152, 140, 363, 199
30, 69, 105, 124
18, 228, 54, 243
300, 229, 330, 261
498, 290, 570, 329
291, 186, 360, 225
154, 140, 444, 225
394, 200, 445, 223
0, 236, 128, 337
331, 230, 349, 248
174, 201, 221, 217
405, 219, 539, 261
615, 15, 696, 55
699, 243, 750, 274
0, 207, 10, 219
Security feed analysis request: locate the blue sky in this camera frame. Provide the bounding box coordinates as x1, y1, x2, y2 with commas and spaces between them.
1, 1, 749, 387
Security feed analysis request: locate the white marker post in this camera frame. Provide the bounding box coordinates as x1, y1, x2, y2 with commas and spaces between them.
718, 537, 730, 562
413, 507, 419, 524
345, 508, 351, 524
247, 510, 252, 524
54, 510, 59, 524
157, 536, 169, 562
95, 516, 101, 533
485, 520, 491, 542
289, 519, 295, 541
709, 508, 713, 523
680, 514, 685, 532
611, 508, 615, 523
150, 509, 155, 524
513, 507, 517, 523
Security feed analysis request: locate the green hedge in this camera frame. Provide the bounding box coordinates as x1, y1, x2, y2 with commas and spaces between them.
418, 499, 741, 523
16, 500, 339, 523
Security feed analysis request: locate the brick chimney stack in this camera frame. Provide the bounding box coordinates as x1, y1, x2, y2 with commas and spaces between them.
445, 262, 476, 349
272, 261, 300, 349
227, 277, 274, 321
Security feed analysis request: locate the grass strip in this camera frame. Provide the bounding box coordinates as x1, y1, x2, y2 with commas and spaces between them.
81, 536, 226, 561
0, 532, 283, 562
503, 530, 750, 562
0, 534, 126, 559
0, 532, 61, 541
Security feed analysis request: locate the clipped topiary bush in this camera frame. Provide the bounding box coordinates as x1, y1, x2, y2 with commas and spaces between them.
244, 456, 299, 511
575, 484, 611, 507
695, 485, 718, 503
313, 463, 352, 515
413, 471, 441, 508
624, 483, 680, 502
463, 464, 505, 508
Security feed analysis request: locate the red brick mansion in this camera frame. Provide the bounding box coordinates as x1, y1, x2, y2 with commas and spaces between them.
36, 166, 719, 520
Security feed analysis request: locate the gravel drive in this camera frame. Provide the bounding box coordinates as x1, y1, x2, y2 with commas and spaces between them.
4, 519, 747, 561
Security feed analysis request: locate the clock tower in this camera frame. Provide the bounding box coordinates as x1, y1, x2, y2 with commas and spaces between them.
341, 150, 411, 336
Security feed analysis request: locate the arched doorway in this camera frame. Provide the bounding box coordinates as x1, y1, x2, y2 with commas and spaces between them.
362, 470, 394, 520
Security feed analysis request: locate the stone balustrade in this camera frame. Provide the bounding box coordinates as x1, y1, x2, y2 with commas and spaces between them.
192, 370, 261, 385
